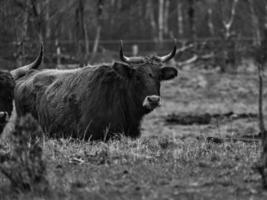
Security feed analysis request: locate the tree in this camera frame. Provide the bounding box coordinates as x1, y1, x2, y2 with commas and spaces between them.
187, 0, 196, 40
250, 1, 267, 188
177, 1, 184, 37
91, 0, 105, 61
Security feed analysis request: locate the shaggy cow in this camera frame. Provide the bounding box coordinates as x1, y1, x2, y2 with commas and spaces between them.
0, 70, 14, 133
0, 46, 43, 135
14, 43, 178, 140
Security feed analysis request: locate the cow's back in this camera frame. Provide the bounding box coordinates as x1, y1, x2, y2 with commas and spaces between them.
15, 69, 78, 117
14, 66, 142, 140
14, 68, 95, 137
34, 67, 107, 138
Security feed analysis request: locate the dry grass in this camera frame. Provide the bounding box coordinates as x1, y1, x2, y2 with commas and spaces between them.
1, 136, 262, 200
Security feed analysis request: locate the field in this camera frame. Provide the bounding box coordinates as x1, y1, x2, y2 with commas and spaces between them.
1, 67, 267, 199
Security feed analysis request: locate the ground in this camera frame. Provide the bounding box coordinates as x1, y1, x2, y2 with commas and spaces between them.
1, 68, 267, 199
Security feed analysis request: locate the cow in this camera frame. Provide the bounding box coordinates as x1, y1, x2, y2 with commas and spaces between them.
14, 42, 178, 140
0, 70, 14, 133
0, 46, 43, 135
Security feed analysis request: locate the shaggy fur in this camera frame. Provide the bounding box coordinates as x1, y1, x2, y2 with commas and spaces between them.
0, 71, 15, 134
15, 59, 177, 140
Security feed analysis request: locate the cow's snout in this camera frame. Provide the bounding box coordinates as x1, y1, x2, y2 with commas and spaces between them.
142, 95, 161, 110
0, 111, 9, 122
147, 96, 160, 104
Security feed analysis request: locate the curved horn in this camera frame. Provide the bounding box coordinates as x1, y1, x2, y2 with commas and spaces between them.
24, 43, 43, 70
11, 44, 44, 80
120, 40, 145, 64
157, 44, 177, 62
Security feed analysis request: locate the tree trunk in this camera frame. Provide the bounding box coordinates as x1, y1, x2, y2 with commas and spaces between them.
188, 0, 196, 41
92, 26, 101, 57
207, 8, 214, 36
248, 0, 261, 46
55, 39, 61, 67
221, 0, 239, 40
116, 0, 121, 10
158, 0, 164, 44
84, 22, 90, 61
91, 0, 104, 61
30, 0, 43, 43
75, 0, 86, 64
218, 0, 239, 72
45, 0, 51, 39
257, 60, 265, 135
177, 2, 184, 38
163, 0, 170, 35
258, 3, 267, 189
262, 133, 267, 188
16, 0, 30, 66
146, 0, 157, 42
257, 60, 267, 188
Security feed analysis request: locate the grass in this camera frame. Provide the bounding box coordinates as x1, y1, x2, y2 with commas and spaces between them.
1, 136, 265, 199
0, 133, 265, 199
1, 68, 267, 199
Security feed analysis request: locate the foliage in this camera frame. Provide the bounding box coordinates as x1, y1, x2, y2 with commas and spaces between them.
0, 114, 48, 192
1, 0, 267, 68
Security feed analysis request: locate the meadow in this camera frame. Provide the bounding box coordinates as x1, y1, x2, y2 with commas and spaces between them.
1, 67, 267, 200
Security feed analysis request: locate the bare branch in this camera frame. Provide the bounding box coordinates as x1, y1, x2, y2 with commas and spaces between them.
222, 0, 239, 38
177, 52, 214, 67
200, 52, 215, 60
177, 54, 198, 66
176, 43, 194, 55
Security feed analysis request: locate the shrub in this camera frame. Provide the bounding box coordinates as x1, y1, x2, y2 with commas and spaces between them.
0, 114, 48, 192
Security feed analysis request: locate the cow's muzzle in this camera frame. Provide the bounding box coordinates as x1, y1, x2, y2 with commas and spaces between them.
0, 111, 9, 122
142, 95, 161, 110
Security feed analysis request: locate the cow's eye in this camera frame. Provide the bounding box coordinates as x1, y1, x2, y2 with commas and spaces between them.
148, 73, 153, 78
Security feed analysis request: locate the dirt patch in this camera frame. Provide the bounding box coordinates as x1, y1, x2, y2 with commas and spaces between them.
165, 112, 258, 125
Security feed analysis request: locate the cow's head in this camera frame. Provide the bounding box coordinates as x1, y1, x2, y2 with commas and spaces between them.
0, 70, 15, 133
112, 42, 177, 113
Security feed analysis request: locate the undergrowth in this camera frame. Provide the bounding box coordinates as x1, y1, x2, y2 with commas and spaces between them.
0, 114, 48, 192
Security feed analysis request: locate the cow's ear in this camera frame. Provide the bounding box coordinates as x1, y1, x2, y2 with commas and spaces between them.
112, 62, 135, 78
160, 67, 178, 80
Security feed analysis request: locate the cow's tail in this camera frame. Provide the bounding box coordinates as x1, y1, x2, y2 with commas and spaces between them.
11, 44, 43, 80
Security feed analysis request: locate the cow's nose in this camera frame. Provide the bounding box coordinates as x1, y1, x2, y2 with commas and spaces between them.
142, 95, 161, 110
0, 111, 8, 121
147, 95, 160, 104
